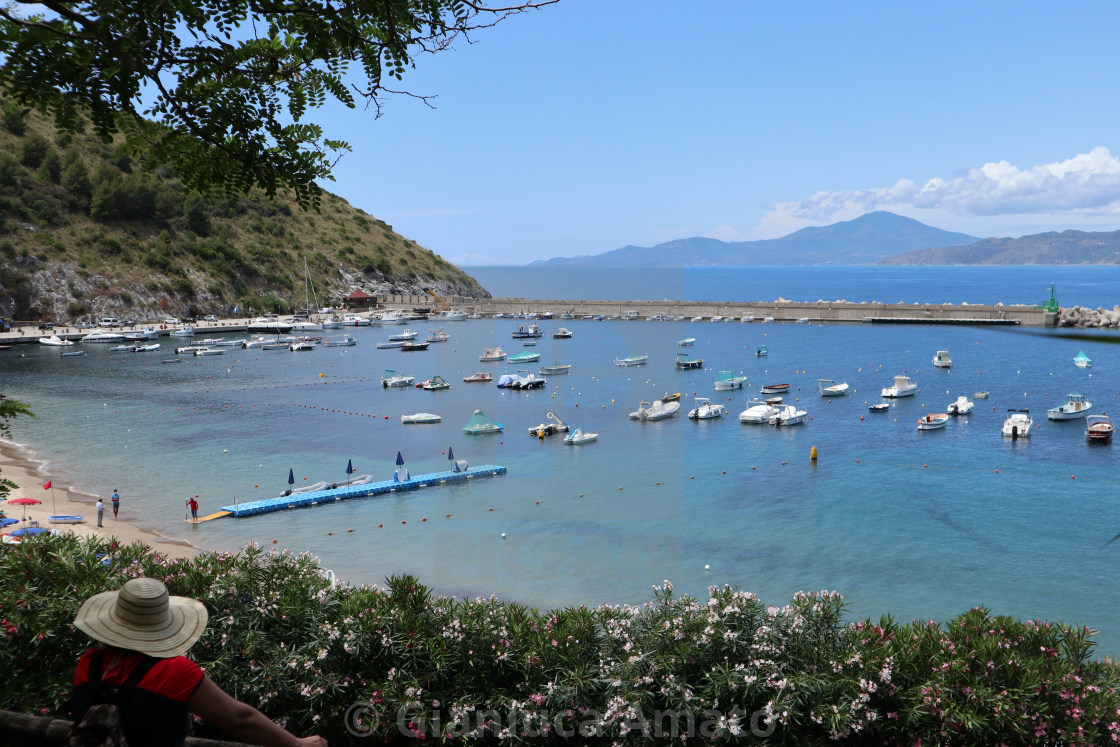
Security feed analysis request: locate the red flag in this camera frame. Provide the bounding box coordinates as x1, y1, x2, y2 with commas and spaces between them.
42, 481, 51, 490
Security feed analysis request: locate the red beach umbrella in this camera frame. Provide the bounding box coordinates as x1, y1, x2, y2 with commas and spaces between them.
8, 497, 41, 521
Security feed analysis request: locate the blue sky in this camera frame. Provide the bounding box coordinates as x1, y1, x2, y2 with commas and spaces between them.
316, 1, 1120, 265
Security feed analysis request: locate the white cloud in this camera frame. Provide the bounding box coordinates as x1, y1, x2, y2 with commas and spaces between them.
704, 224, 747, 242
751, 146, 1120, 239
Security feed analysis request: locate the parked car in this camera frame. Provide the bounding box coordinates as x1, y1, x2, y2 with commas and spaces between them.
38, 322, 55, 331
203, 315, 218, 322
163, 318, 181, 325
76, 321, 96, 329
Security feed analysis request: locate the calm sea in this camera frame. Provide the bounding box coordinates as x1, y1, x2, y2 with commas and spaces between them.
7, 265, 1120, 654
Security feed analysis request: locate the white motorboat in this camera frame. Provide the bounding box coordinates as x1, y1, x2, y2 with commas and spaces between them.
133, 343, 160, 352
480, 347, 506, 362
248, 314, 294, 333
739, 398, 779, 424
341, 313, 371, 327
1047, 392, 1092, 421
372, 310, 409, 324
192, 347, 224, 356
290, 319, 324, 332
289, 341, 316, 352
688, 397, 724, 420
433, 309, 469, 321
401, 412, 441, 424
563, 427, 597, 445
463, 372, 493, 383
1087, 415, 1114, 442
677, 337, 696, 346
768, 404, 807, 426
690, 316, 703, 322
614, 354, 648, 366
917, 413, 949, 430
714, 372, 747, 390
552, 328, 572, 339
168, 326, 196, 337
426, 329, 450, 343
321, 315, 343, 329
389, 328, 418, 342
123, 326, 161, 341
39, 335, 73, 346
539, 363, 572, 375
189, 338, 223, 347
80, 329, 125, 343
868, 403, 891, 413
376, 340, 406, 349
818, 379, 849, 397
1002, 409, 1034, 438
528, 411, 570, 436
323, 334, 357, 347
947, 396, 974, 415
932, 350, 952, 368
629, 399, 681, 421
381, 370, 414, 388
881, 375, 917, 398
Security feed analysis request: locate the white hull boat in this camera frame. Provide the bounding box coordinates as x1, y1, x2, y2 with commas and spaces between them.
1087, 415, 1114, 442
932, 350, 952, 368
389, 328, 419, 342
563, 427, 597, 445
39, 335, 73, 346
714, 372, 747, 390
539, 363, 572, 375
768, 404, 807, 426
947, 396, 974, 415
80, 330, 125, 343
1047, 392, 1092, 421
381, 371, 415, 388
480, 347, 506, 362
917, 413, 949, 430
881, 375, 917, 398
629, 399, 681, 421
323, 334, 357, 347
614, 354, 648, 366
688, 397, 724, 420
1002, 409, 1034, 438
739, 399, 779, 424
401, 413, 441, 424
192, 347, 224, 356
818, 379, 849, 397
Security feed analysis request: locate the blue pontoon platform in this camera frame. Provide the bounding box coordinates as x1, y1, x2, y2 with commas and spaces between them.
219, 465, 506, 518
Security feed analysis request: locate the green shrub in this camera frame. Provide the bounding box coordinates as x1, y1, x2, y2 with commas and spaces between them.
67, 301, 90, 317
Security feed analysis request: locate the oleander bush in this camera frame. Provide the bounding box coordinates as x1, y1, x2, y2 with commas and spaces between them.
2, 535, 1119, 745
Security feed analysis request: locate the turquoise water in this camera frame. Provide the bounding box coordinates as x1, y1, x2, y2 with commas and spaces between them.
6, 266, 1120, 654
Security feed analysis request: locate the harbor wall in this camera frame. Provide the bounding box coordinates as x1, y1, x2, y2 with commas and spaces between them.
378, 295, 1056, 326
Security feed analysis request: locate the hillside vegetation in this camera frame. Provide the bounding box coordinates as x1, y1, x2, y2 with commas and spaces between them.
0, 94, 488, 322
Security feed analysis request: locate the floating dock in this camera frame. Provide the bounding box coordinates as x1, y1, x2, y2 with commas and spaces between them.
217, 465, 506, 518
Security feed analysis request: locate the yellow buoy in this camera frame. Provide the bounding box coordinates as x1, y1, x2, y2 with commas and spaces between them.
810, 446, 818, 461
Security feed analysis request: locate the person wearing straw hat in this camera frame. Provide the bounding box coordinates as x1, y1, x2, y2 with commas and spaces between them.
71, 577, 326, 746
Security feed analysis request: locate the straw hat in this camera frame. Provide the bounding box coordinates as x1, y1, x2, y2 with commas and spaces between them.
73, 578, 208, 658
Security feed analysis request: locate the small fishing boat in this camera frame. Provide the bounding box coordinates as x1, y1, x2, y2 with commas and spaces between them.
401, 412, 442, 424
756, 345, 768, 357
947, 396, 974, 415
868, 403, 891, 413
426, 329, 450, 343
760, 383, 791, 394
1048, 392, 1092, 420
714, 372, 747, 390
47, 515, 85, 524
768, 404, 807, 427
563, 427, 597, 445
1074, 349, 1092, 368
974, 391, 990, 399
400, 341, 430, 352
539, 363, 572, 375
522, 340, 538, 347
661, 392, 682, 403
389, 328, 418, 342
288, 341, 315, 352
192, 347, 225, 356
629, 399, 681, 421
932, 349, 952, 368
881, 375, 917, 398
677, 337, 696, 347
508, 351, 540, 363
614, 354, 648, 366
917, 413, 949, 430
418, 375, 451, 391
552, 328, 572, 339
528, 411, 570, 437
511, 323, 543, 339
133, 343, 160, 352
1002, 409, 1033, 439
381, 370, 415, 388
463, 372, 493, 383
818, 379, 849, 397
765, 396, 784, 406
108, 345, 132, 352
463, 409, 503, 434
376, 340, 406, 349
1086, 415, 1114, 442
688, 397, 724, 420
675, 353, 704, 369
323, 334, 357, 347
480, 347, 507, 362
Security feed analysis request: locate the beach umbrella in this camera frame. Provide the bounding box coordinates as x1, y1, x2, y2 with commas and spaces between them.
8, 497, 40, 521
10, 526, 50, 537
396, 451, 405, 466
346, 458, 354, 485
0, 517, 18, 528
288, 468, 295, 486
447, 446, 455, 462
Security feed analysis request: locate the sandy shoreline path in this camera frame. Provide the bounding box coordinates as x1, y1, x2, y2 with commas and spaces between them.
0, 438, 199, 559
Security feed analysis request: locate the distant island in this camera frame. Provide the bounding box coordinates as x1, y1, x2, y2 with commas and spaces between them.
531, 211, 1120, 266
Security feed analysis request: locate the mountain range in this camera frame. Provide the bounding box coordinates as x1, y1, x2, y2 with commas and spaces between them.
531, 212, 1120, 266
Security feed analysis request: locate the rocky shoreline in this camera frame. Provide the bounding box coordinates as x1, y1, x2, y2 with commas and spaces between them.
1057, 305, 1120, 327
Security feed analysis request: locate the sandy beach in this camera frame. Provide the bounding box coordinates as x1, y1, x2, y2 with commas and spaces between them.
0, 437, 198, 559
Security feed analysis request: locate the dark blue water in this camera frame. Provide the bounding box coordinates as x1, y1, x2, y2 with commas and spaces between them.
7, 265, 1120, 656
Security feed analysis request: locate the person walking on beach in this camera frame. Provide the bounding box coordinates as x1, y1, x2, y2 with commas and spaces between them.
95, 498, 105, 527
111, 489, 120, 519
70, 577, 328, 746
188, 497, 198, 521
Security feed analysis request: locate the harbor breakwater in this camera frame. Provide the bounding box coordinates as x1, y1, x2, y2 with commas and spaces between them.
380, 294, 1056, 326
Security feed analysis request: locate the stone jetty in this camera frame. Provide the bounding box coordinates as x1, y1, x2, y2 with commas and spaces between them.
1057, 305, 1120, 328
